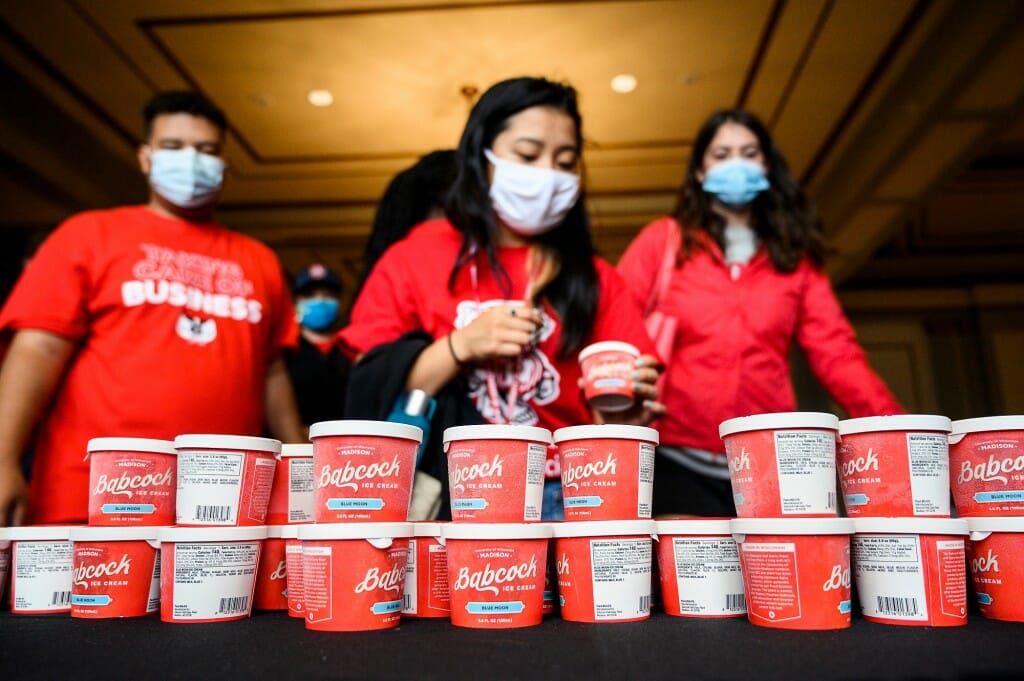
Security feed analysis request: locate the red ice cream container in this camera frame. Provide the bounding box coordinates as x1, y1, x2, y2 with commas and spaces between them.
87, 437, 177, 526
69, 526, 161, 619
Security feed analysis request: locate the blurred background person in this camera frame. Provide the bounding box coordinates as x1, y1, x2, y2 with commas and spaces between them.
618, 108, 903, 518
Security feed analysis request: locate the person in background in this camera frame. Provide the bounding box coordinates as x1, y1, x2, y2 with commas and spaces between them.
285, 263, 351, 427
340, 77, 665, 520
617, 108, 903, 518
0, 90, 304, 526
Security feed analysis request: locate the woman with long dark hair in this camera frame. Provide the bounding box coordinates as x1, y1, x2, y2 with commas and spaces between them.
618, 109, 903, 517
341, 77, 664, 518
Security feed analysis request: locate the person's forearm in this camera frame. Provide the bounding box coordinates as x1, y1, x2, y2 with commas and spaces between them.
263, 357, 307, 443
0, 330, 75, 468
405, 333, 462, 396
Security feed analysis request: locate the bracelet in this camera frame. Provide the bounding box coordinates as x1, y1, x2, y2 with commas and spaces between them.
447, 331, 466, 366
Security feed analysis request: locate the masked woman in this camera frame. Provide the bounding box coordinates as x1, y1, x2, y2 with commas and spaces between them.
617, 109, 903, 517
340, 77, 664, 519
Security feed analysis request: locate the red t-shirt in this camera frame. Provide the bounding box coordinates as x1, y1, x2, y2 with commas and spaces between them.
0, 206, 297, 523
340, 218, 656, 474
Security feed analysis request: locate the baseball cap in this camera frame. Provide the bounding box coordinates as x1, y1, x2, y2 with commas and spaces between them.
294, 263, 342, 294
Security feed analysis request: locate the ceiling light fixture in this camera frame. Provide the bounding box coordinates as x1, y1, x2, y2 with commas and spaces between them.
610, 74, 638, 94
307, 89, 334, 107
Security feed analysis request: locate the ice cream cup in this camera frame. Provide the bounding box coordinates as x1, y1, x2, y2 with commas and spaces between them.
298, 523, 413, 632
551, 520, 655, 623
544, 537, 558, 616
837, 415, 952, 517
87, 437, 177, 526
309, 420, 422, 522
654, 518, 746, 618
403, 522, 450, 618
719, 412, 840, 518
266, 444, 315, 525
553, 425, 658, 521
69, 526, 161, 619
253, 525, 289, 611
157, 526, 266, 623
442, 523, 551, 629
443, 425, 552, 523
852, 517, 968, 627
173, 435, 281, 526
0, 529, 10, 605
8, 526, 74, 615
966, 516, 1024, 622
731, 518, 854, 630
949, 416, 1024, 517
578, 341, 640, 413
282, 525, 304, 619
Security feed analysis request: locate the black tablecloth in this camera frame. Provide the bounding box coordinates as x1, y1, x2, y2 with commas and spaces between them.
2, 610, 1023, 681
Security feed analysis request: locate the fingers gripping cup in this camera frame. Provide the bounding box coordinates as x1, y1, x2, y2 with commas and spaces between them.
69, 527, 161, 619
837, 415, 952, 517
554, 425, 658, 521
654, 519, 746, 619
266, 444, 315, 525
87, 437, 177, 526
174, 435, 281, 526
719, 412, 840, 518
298, 523, 413, 632
9, 526, 74, 615
310, 420, 422, 522
443, 425, 551, 523
949, 416, 1024, 517
578, 342, 640, 413
967, 517, 1024, 621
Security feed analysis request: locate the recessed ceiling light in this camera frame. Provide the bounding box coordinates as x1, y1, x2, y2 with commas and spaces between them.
610, 74, 638, 94
307, 89, 334, 107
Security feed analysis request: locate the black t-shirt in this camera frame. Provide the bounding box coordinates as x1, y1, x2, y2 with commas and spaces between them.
284, 335, 351, 426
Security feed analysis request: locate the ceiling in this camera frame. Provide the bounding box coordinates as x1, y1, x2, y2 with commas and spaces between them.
1, 0, 1022, 295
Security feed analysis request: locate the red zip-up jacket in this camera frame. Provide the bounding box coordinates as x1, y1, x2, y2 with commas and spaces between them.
617, 217, 903, 453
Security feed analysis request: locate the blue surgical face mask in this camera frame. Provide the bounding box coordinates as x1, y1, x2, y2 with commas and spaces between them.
701, 158, 769, 207
148, 147, 225, 209
297, 298, 340, 331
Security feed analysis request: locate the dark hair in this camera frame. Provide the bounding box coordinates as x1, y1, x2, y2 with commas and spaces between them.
143, 91, 227, 141
354, 150, 458, 297
445, 77, 598, 359
674, 109, 826, 271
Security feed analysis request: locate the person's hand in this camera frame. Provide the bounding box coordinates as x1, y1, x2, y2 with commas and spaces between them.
449, 304, 543, 363
580, 353, 667, 426
0, 461, 29, 526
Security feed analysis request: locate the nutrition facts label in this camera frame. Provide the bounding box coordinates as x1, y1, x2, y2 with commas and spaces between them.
907, 434, 950, 515
403, 542, 450, 615
147, 551, 161, 613
524, 443, 547, 521
171, 542, 260, 620
774, 431, 837, 514
637, 443, 655, 518
590, 539, 652, 620
740, 542, 800, 622
853, 535, 928, 621
285, 542, 304, 612
176, 452, 244, 525
13, 541, 73, 612
246, 458, 276, 523
672, 537, 745, 615
302, 545, 333, 624
288, 459, 315, 522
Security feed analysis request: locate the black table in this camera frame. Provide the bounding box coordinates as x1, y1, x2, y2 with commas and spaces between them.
2, 609, 1023, 680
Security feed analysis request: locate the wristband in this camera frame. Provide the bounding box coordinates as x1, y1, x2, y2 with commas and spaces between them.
447, 331, 466, 366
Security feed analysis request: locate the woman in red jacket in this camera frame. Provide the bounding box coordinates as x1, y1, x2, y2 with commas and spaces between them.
617, 109, 903, 517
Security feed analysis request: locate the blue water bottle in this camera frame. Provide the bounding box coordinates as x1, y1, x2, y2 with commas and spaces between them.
386, 389, 436, 466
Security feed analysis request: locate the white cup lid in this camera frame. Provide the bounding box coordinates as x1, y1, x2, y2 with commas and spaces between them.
87, 437, 177, 456
966, 517, 1024, 534
174, 434, 282, 455
413, 522, 446, 537
157, 526, 268, 542
578, 341, 640, 363
281, 444, 313, 457
852, 518, 968, 535
441, 523, 553, 540
308, 420, 423, 443
6, 525, 74, 541
550, 520, 655, 538
69, 526, 162, 542
720, 412, 839, 438
731, 518, 854, 536
298, 523, 414, 540
553, 425, 659, 445
838, 415, 951, 435
951, 416, 1024, 435
443, 425, 552, 446
655, 518, 733, 535
270, 525, 302, 539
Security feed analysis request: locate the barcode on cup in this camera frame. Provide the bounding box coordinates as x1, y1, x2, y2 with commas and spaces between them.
876, 596, 919, 617
403, 594, 412, 610
726, 593, 746, 611
51, 591, 71, 607
827, 492, 837, 511
217, 596, 249, 615
638, 594, 651, 613
195, 505, 231, 522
